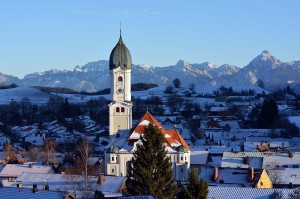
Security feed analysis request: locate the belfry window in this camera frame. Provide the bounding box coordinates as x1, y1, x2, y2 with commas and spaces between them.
121, 107, 125, 112
116, 107, 120, 112
118, 76, 123, 82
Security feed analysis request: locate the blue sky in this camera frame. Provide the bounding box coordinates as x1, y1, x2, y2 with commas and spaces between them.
0, 0, 299, 78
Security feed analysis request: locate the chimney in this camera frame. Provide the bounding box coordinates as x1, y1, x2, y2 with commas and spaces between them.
17, 182, 22, 192
97, 173, 105, 185
288, 151, 294, 158
44, 184, 49, 191
249, 168, 254, 181
32, 184, 38, 193
94, 190, 105, 198
244, 156, 249, 165
213, 167, 218, 181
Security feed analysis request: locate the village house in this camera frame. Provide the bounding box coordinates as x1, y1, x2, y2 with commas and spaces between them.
0, 163, 53, 186
12, 172, 126, 198
200, 167, 272, 188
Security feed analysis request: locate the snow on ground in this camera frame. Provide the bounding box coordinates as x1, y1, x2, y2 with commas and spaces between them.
131, 86, 166, 99
0, 86, 52, 104
56, 93, 108, 103
0, 85, 269, 105
288, 116, 300, 129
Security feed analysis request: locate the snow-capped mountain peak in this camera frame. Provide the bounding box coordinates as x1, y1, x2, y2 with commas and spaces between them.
248, 50, 282, 68
261, 50, 272, 61
0, 51, 300, 92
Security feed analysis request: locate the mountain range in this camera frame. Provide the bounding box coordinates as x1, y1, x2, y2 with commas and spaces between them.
0, 50, 299, 92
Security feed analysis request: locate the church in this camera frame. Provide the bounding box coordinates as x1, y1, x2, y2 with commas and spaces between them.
105, 31, 190, 181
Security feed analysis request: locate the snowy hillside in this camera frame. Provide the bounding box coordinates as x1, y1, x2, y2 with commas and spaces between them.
0, 85, 269, 105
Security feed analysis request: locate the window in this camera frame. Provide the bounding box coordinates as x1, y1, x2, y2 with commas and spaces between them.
185, 156, 187, 161
181, 156, 183, 161
181, 168, 183, 173
116, 107, 120, 112
121, 107, 125, 112
118, 76, 123, 82
8, 177, 16, 182
112, 169, 114, 173
112, 156, 114, 162
293, 165, 299, 168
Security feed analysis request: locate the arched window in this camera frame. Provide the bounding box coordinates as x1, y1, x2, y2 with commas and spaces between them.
116, 107, 120, 112
118, 76, 123, 82
121, 107, 125, 112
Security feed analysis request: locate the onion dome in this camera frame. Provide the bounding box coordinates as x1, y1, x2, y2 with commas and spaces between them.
109, 34, 132, 70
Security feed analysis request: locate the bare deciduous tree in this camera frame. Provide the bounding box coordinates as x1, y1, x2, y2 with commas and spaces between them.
43, 138, 57, 165
268, 170, 282, 184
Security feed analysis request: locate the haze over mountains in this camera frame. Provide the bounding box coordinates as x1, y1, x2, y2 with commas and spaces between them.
1, 51, 299, 92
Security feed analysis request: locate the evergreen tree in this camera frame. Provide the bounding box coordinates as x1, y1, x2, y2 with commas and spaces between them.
177, 170, 209, 199
258, 99, 278, 128
126, 123, 177, 199
172, 78, 181, 88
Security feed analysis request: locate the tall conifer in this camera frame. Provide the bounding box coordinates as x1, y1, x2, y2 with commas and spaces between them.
126, 123, 177, 199
177, 170, 209, 199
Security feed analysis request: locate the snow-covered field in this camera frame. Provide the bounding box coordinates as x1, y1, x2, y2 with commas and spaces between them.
0, 85, 269, 105
0, 86, 51, 104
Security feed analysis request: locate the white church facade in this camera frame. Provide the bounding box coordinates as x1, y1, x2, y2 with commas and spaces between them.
105, 32, 190, 181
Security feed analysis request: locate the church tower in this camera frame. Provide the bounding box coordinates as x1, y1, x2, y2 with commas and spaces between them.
108, 31, 132, 138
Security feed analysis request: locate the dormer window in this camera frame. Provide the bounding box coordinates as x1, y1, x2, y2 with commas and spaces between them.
118, 76, 123, 82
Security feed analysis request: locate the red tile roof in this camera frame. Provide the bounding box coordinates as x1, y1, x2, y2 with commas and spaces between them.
129, 112, 190, 150
206, 120, 221, 128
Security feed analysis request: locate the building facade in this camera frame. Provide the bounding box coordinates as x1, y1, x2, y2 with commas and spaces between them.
108, 32, 133, 139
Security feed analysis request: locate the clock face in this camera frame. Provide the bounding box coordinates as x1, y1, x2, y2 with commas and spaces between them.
117, 88, 124, 94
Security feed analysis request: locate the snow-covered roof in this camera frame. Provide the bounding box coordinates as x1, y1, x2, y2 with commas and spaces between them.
223, 152, 264, 158
221, 152, 264, 169
12, 173, 125, 195
244, 141, 289, 152
192, 146, 232, 155
190, 150, 209, 165
268, 168, 300, 185
210, 106, 228, 112
208, 187, 296, 199
0, 187, 65, 199
200, 167, 251, 186
128, 111, 190, 150
0, 164, 53, 178
263, 152, 300, 169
